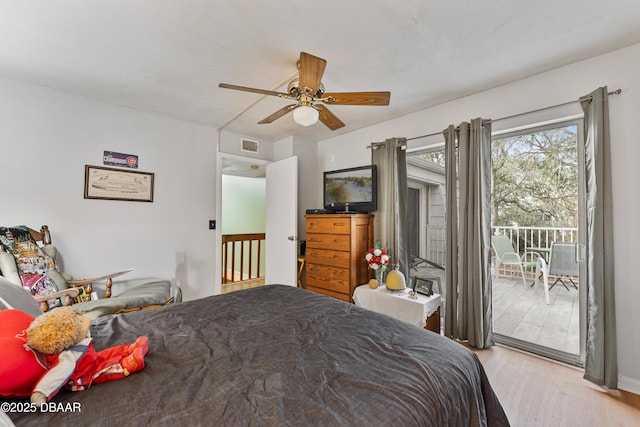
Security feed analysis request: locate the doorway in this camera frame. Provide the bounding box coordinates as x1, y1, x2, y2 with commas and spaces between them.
218, 154, 268, 294
490, 119, 586, 366
406, 149, 447, 266
407, 187, 420, 258
216, 153, 299, 293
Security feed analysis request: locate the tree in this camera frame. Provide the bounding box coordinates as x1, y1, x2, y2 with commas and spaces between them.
411, 124, 578, 230
418, 150, 445, 168
491, 125, 578, 228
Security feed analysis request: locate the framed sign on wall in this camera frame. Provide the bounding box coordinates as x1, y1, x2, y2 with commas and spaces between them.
84, 165, 154, 202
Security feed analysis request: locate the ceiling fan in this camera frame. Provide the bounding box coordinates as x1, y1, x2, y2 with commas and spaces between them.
219, 52, 391, 130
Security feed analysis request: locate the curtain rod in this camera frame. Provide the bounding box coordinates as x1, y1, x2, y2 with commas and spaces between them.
406, 88, 622, 142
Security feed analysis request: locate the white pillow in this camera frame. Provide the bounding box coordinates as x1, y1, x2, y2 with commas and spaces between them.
0, 275, 42, 317
0, 251, 21, 285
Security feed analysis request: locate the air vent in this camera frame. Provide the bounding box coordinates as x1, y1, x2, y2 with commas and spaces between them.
241, 138, 259, 153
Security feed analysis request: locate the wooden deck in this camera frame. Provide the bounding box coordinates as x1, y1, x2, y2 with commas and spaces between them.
492, 275, 580, 356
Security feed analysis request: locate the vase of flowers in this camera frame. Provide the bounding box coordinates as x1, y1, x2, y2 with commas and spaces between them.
365, 244, 390, 286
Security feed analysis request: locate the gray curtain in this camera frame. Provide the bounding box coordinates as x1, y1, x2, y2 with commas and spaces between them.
443, 119, 494, 349
371, 137, 409, 278
580, 87, 617, 388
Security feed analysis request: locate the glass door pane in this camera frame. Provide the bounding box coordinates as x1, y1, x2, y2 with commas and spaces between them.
491, 120, 585, 365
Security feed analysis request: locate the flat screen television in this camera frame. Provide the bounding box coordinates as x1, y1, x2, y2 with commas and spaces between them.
323, 164, 377, 213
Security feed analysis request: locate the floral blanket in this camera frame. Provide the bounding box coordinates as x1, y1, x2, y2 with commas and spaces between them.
0, 226, 60, 306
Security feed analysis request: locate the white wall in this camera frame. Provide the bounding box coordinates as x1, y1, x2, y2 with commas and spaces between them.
292, 136, 318, 244
0, 76, 218, 302
219, 129, 274, 161
273, 135, 318, 247
317, 42, 640, 393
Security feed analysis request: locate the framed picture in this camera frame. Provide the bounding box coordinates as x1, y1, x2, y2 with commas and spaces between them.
412, 277, 434, 297
84, 165, 154, 202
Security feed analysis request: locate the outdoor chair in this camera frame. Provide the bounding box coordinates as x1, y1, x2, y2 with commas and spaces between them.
547, 242, 579, 291
491, 234, 541, 288
409, 255, 445, 296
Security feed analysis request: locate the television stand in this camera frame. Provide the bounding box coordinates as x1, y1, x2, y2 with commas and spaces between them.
306, 208, 335, 214
339, 203, 358, 214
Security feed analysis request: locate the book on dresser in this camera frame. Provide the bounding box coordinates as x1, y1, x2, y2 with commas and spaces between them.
304, 213, 373, 302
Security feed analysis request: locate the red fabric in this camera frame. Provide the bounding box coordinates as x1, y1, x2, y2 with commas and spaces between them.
68, 342, 130, 389
0, 310, 47, 398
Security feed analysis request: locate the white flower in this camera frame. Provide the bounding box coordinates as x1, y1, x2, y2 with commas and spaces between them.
381, 255, 389, 264
371, 264, 380, 270
373, 248, 382, 256
365, 253, 373, 261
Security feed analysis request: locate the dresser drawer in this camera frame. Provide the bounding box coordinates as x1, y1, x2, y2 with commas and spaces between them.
306, 217, 351, 234
306, 264, 350, 294
306, 234, 350, 251
305, 248, 350, 268
306, 285, 351, 302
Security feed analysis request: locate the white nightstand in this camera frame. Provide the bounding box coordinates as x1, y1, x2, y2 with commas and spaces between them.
353, 284, 442, 333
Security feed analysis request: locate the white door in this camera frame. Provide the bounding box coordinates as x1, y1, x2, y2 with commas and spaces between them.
265, 156, 298, 285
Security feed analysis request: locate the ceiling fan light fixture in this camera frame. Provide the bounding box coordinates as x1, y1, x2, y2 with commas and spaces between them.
293, 105, 319, 126
220, 51, 390, 131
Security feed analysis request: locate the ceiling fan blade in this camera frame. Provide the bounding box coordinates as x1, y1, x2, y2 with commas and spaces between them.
322, 91, 391, 106
316, 105, 345, 130
219, 83, 289, 98
257, 104, 297, 124
298, 52, 327, 94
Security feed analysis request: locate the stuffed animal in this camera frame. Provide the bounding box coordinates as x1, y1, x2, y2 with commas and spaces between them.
24, 306, 149, 404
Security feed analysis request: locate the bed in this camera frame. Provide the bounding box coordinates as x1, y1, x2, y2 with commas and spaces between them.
7, 285, 509, 426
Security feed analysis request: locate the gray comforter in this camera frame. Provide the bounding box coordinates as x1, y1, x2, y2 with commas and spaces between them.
9, 285, 509, 426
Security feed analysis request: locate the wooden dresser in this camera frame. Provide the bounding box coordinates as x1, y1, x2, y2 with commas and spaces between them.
304, 213, 373, 302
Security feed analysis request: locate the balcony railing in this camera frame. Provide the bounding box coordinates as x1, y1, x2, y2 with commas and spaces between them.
424, 224, 578, 268
425, 225, 446, 266
492, 225, 578, 263
221, 233, 265, 283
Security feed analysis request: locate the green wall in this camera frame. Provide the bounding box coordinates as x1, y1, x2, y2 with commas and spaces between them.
222, 175, 266, 233
221, 175, 266, 277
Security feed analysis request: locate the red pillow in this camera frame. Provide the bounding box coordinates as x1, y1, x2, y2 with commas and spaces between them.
0, 309, 47, 398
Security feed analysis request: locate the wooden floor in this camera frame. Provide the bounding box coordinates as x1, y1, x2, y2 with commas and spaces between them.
493, 275, 580, 355
470, 344, 640, 426
221, 277, 265, 294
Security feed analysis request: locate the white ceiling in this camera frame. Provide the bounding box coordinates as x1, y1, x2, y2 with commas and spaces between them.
2, 1, 640, 143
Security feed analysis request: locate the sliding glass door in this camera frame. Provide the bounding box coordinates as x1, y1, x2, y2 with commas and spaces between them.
490, 119, 586, 366
405, 123, 587, 366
